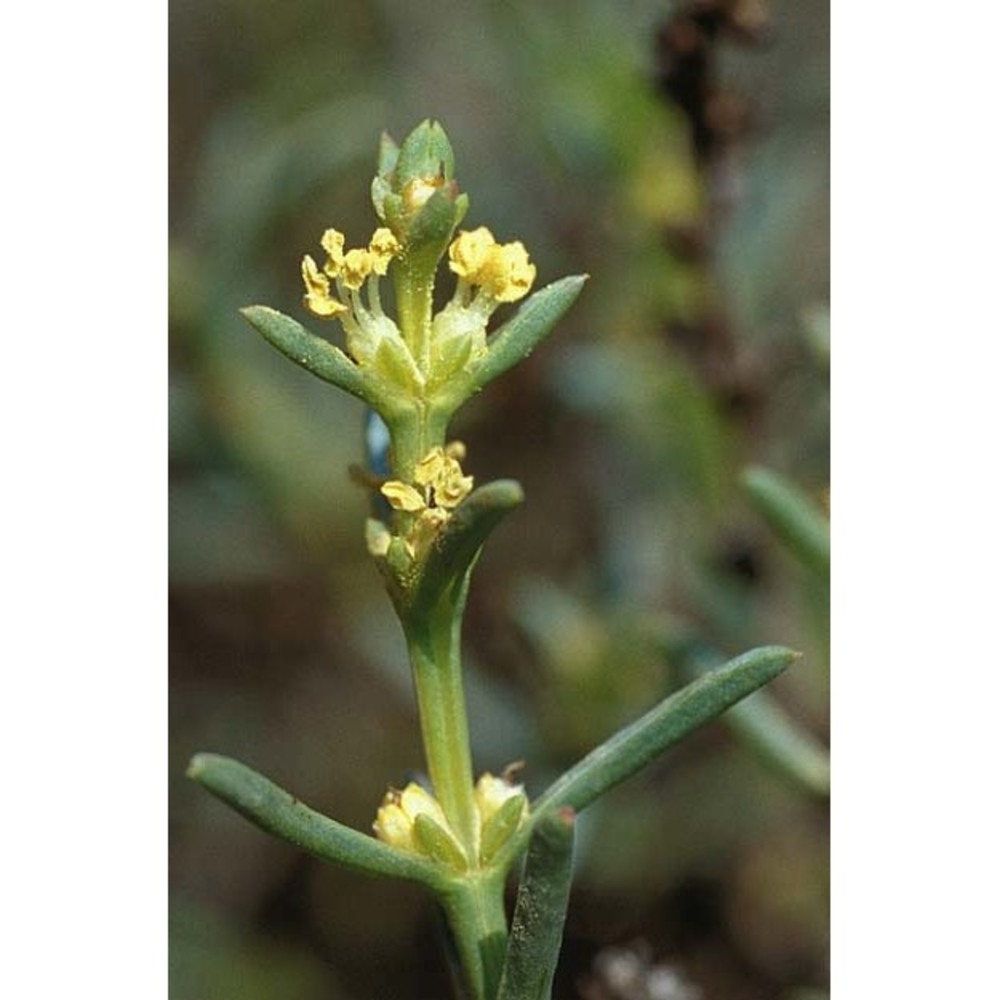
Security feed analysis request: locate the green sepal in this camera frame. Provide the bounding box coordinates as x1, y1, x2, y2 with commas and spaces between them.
413, 812, 469, 871
431, 328, 476, 385
372, 132, 400, 220
405, 479, 525, 621
371, 174, 393, 221
380, 191, 405, 231
480, 793, 528, 865
399, 186, 468, 268
377, 129, 400, 177
240, 306, 395, 415
462, 276, 588, 395
743, 466, 830, 577
187, 753, 446, 890
385, 535, 414, 579
403, 186, 467, 245
372, 333, 423, 393
394, 119, 456, 187
496, 809, 575, 1000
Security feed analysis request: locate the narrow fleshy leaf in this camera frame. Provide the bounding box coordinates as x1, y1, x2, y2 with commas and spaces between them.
496, 809, 576, 1000
408, 479, 525, 618
240, 306, 392, 412
466, 276, 588, 392
531, 646, 797, 816
650, 631, 829, 797
743, 466, 830, 576
188, 754, 445, 889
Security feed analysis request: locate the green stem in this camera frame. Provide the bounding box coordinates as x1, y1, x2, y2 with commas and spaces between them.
405, 596, 478, 858
441, 873, 509, 1000
395, 257, 435, 377
388, 401, 451, 481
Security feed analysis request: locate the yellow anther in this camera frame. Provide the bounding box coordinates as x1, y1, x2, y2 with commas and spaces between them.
320, 229, 346, 277
435, 469, 474, 509
478, 241, 536, 303
301, 255, 348, 318
341, 247, 374, 291
413, 448, 447, 489
448, 227, 497, 280
368, 227, 401, 276
413, 446, 473, 509
380, 480, 425, 512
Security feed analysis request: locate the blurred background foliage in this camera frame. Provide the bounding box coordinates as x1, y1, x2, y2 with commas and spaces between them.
169, 1, 829, 998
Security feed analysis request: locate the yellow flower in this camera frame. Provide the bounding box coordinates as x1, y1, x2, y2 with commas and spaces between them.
448, 227, 497, 280
380, 445, 474, 514
414, 446, 474, 509
373, 783, 466, 867
474, 772, 526, 827
376, 446, 474, 560
446, 230, 536, 304
475, 770, 529, 864
380, 480, 425, 513
478, 241, 536, 303
301, 255, 348, 318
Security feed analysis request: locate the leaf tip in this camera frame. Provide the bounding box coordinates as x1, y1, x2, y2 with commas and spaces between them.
238, 304, 273, 327
186, 752, 211, 781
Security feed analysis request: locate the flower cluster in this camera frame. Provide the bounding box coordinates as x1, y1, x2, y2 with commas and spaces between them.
374, 771, 528, 871
448, 227, 536, 303
301, 227, 418, 378
300, 222, 536, 385
431, 227, 537, 365
368, 443, 474, 559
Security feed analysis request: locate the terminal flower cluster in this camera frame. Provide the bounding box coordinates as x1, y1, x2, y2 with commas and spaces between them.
300, 222, 536, 387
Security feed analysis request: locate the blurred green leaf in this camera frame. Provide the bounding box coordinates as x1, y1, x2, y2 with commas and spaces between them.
526, 646, 796, 819
744, 466, 830, 577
